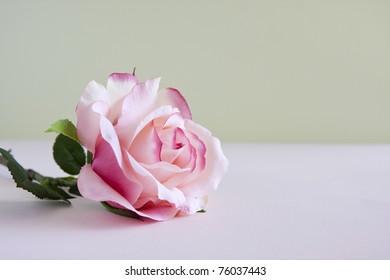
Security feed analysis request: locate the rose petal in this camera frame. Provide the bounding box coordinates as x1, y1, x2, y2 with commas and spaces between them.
180, 196, 208, 214
116, 77, 161, 147
133, 106, 179, 140
162, 112, 185, 129
99, 115, 123, 163
78, 164, 138, 212
124, 151, 187, 207
93, 137, 143, 205
158, 126, 177, 149
172, 128, 194, 169
179, 120, 229, 197
76, 100, 110, 153
132, 196, 160, 209
184, 129, 206, 172
140, 205, 179, 221
106, 73, 138, 97
78, 165, 177, 221
141, 161, 191, 185
157, 166, 191, 189
160, 145, 183, 164
157, 88, 192, 120
129, 122, 162, 164
106, 73, 139, 122
79, 80, 109, 105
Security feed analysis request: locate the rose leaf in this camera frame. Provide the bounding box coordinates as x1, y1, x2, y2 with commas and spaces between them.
46, 119, 80, 143
68, 184, 82, 196
53, 134, 86, 175
0, 148, 73, 203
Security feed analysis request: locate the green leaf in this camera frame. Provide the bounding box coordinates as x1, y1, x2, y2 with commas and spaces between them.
46, 119, 79, 143
53, 134, 86, 175
0, 148, 31, 185
101, 202, 142, 220
0, 155, 27, 186
197, 209, 206, 213
86, 150, 93, 164
0, 148, 72, 203
68, 184, 82, 196
45, 185, 75, 201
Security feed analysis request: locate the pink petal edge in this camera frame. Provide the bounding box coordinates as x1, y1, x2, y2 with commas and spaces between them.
157, 87, 192, 120
78, 165, 179, 221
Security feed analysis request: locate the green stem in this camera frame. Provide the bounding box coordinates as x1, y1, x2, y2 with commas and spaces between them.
0, 148, 80, 201
27, 169, 77, 188
1, 154, 77, 188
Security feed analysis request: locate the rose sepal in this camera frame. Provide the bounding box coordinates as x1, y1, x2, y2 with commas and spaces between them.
101, 202, 142, 220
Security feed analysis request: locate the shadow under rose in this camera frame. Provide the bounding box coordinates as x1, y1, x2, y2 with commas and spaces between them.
0, 199, 156, 230
69, 202, 157, 229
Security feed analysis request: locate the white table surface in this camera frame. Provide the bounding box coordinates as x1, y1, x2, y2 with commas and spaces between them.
0, 140, 389, 260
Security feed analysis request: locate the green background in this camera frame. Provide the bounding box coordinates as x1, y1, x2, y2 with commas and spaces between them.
1, 0, 389, 142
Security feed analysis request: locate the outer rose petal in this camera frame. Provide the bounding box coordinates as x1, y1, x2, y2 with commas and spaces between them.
140, 205, 179, 221
106, 73, 138, 97
78, 165, 138, 212
76, 80, 113, 153
99, 115, 123, 163
78, 165, 178, 221
106, 73, 139, 121
93, 138, 143, 205
76, 100, 110, 154
78, 80, 109, 106
180, 196, 208, 215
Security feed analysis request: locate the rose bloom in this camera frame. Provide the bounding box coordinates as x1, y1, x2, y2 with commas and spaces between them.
76, 73, 228, 221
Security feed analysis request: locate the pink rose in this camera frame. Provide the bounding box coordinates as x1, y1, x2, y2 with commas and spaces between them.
76, 73, 228, 221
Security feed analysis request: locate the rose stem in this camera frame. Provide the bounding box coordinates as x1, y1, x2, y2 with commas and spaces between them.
0, 154, 77, 188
